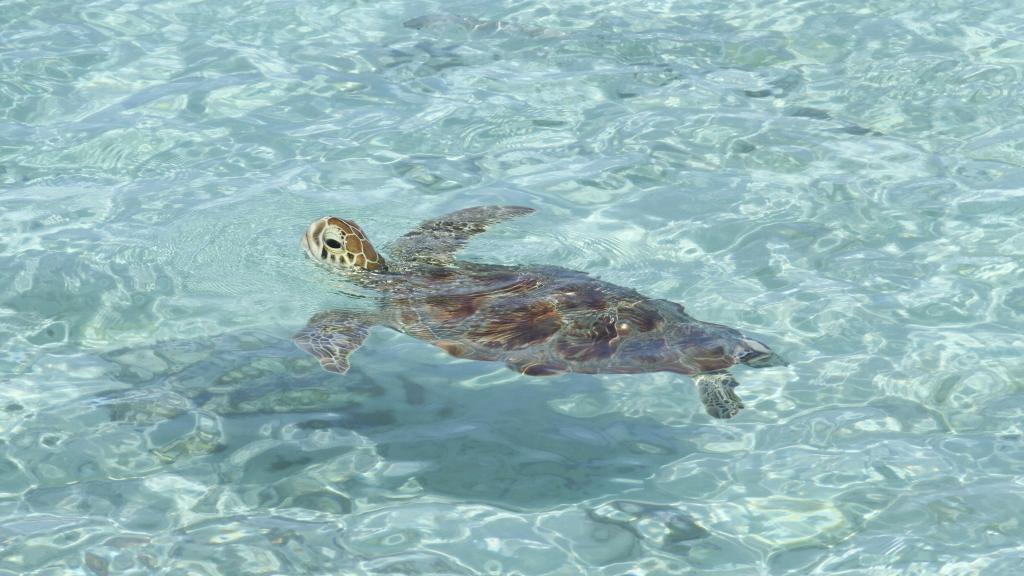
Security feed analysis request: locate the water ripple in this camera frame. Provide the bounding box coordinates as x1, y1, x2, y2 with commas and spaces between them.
2, 0, 1024, 573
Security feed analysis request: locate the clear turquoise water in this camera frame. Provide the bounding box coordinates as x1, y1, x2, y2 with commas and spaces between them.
2, 0, 1023, 573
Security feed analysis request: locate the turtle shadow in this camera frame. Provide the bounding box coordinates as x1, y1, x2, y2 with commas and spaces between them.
98, 331, 700, 511
311, 369, 697, 510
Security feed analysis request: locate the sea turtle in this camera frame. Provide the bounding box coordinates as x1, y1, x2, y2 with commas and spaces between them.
296, 206, 786, 419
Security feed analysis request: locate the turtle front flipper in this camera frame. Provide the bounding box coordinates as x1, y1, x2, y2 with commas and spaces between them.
294, 310, 378, 374
693, 372, 744, 419
388, 205, 535, 265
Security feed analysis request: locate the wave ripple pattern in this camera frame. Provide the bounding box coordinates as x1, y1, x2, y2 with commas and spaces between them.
2, 0, 1023, 574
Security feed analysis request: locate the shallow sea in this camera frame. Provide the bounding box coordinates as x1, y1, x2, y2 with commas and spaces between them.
2, 0, 1024, 574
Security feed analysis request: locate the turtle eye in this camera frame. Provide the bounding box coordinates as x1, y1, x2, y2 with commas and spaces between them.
324, 238, 342, 249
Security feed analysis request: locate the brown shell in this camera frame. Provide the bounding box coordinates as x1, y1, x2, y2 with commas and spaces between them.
556, 313, 620, 362
394, 267, 635, 365
466, 300, 563, 350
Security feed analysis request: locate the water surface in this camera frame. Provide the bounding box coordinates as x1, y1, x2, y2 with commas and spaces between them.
2, 0, 1023, 574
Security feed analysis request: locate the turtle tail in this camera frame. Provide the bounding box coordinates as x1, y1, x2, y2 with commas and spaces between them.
694, 372, 744, 419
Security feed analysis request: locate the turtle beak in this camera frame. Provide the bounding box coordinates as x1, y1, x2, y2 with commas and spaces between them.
300, 218, 325, 260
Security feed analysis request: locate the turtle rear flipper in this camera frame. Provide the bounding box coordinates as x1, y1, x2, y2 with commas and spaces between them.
694, 372, 744, 419
294, 310, 378, 374
388, 205, 534, 265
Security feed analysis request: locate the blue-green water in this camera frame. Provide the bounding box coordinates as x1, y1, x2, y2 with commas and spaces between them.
2, 0, 1024, 573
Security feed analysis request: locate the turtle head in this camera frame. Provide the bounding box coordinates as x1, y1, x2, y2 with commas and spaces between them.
301, 216, 387, 272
